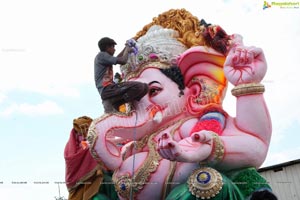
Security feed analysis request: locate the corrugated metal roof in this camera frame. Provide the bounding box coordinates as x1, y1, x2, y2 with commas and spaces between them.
258, 159, 300, 172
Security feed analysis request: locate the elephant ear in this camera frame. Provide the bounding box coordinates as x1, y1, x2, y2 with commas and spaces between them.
177, 46, 228, 115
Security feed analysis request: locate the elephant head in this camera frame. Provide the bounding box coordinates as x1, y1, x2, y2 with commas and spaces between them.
87, 24, 228, 170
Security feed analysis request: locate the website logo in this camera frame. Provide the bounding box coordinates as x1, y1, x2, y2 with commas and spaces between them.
263, 1, 272, 9
264, 1, 300, 9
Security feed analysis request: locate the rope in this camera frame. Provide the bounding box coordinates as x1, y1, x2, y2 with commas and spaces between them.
129, 111, 138, 200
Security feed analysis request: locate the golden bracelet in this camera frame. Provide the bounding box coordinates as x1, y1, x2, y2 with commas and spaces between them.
231, 83, 265, 97
200, 132, 224, 166
211, 132, 224, 163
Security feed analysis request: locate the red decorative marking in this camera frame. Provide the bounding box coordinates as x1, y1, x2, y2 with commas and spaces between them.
194, 134, 200, 140
168, 143, 174, 148
191, 119, 223, 135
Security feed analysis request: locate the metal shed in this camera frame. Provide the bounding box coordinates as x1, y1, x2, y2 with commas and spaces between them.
258, 159, 300, 200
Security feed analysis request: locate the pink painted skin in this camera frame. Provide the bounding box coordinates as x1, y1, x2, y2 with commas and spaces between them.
224, 34, 267, 85
224, 46, 267, 85
89, 39, 272, 199
158, 43, 271, 171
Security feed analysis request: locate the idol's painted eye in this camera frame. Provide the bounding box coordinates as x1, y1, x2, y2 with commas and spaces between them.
149, 86, 162, 97
148, 81, 163, 97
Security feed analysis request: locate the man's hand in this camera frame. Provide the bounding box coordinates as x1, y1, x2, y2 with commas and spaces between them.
125, 38, 138, 55
126, 46, 135, 54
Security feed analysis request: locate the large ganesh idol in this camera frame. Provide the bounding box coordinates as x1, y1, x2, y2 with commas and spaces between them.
87, 9, 274, 200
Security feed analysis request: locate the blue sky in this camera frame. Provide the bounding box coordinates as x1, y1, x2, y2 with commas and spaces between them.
1, 0, 300, 199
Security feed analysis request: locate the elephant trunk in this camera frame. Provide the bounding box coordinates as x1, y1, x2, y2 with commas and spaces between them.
87, 111, 154, 170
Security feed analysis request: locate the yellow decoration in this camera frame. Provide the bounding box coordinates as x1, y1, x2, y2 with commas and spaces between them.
134, 8, 206, 49
118, 104, 127, 113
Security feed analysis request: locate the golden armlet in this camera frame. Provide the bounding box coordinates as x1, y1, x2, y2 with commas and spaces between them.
231, 83, 265, 97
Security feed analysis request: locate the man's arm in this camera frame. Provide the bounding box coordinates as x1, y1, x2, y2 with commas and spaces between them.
117, 46, 126, 57
116, 46, 132, 65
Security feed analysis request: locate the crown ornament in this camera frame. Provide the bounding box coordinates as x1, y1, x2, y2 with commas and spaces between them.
121, 8, 233, 80
121, 25, 187, 80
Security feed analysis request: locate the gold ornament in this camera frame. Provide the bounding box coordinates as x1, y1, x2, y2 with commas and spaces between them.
187, 167, 223, 199
209, 132, 225, 164
134, 8, 205, 48
231, 83, 265, 97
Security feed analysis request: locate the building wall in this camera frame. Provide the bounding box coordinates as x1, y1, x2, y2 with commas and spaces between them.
259, 162, 300, 200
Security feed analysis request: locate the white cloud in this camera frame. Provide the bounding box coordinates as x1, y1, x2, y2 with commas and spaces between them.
265, 68, 300, 145
263, 146, 300, 167
0, 0, 97, 98
23, 85, 81, 98
0, 100, 64, 117
0, 92, 6, 104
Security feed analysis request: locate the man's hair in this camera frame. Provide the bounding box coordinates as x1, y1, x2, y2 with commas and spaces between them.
98, 37, 117, 51
250, 189, 278, 200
